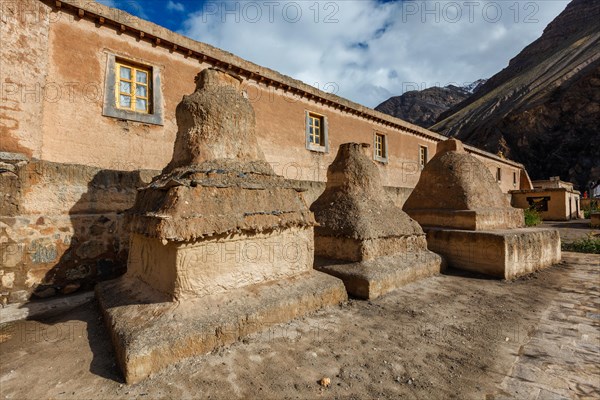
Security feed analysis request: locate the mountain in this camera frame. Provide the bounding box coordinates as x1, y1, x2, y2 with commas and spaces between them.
431, 0, 600, 190
462, 79, 488, 94
374, 82, 485, 128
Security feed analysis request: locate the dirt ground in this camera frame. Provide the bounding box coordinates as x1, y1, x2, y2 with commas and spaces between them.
1, 250, 598, 399
543, 220, 599, 243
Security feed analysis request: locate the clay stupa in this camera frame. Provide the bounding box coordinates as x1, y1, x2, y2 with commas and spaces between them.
311, 142, 443, 299
403, 138, 561, 279
96, 68, 347, 384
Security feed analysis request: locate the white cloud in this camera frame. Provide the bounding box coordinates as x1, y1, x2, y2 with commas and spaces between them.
167, 1, 185, 13
179, 0, 570, 107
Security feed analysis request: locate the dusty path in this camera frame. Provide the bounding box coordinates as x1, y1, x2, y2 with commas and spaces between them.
543, 220, 599, 243
1, 252, 598, 399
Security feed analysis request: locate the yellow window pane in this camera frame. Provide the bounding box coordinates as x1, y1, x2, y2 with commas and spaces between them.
120, 95, 131, 108
136, 70, 148, 84
120, 81, 132, 94
136, 98, 147, 112
120, 66, 131, 80
136, 85, 147, 97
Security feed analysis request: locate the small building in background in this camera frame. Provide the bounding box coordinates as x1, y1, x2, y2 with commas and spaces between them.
511, 177, 582, 221
592, 182, 600, 199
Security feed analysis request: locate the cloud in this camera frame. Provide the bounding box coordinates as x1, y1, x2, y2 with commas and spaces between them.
179, 0, 570, 107
167, 1, 185, 13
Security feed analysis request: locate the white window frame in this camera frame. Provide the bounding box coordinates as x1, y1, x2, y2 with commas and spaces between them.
305, 111, 329, 153
419, 145, 428, 169
373, 132, 388, 163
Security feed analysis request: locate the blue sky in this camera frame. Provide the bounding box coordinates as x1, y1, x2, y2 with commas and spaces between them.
98, 0, 570, 107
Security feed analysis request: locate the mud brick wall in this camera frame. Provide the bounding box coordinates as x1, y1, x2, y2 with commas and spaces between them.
0, 156, 157, 304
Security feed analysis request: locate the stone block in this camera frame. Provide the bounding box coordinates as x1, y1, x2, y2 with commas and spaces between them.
127, 227, 314, 300
424, 227, 561, 279
314, 235, 428, 263
315, 251, 443, 299
405, 208, 524, 230
96, 272, 347, 384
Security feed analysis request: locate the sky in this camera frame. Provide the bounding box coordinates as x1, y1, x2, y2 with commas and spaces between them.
97, 0, 570, 108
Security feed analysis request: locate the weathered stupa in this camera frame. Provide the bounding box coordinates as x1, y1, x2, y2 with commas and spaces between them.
95, 68, 347, 384
403, 138, 561, 279
311, 143, 443, 299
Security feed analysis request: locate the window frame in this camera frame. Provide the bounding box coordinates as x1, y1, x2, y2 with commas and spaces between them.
115, 61, 151, 114
419, 145, 428, 168
102, 53, 164, 125
305, 111, 329, 153
373, 132, 388, 163
497, 167, 502, 182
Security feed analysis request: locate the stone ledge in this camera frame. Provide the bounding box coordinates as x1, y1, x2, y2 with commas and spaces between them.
95, 271, 347, 384
405, 208, 524, 231
0, 291, 94, 324
424, 228, 561, 279
315, 251, 443, 299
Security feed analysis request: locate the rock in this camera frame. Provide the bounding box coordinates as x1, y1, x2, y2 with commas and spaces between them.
319, 377, 331, 387
8, 290, 29, 303
375, 85, 473, 128
1, 272, 15, 289
61, 283, 81, 295
75, 240, 106, 259
34, 287, 56, 298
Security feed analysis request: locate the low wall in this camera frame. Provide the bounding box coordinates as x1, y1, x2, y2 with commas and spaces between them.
0, 156, 156, 304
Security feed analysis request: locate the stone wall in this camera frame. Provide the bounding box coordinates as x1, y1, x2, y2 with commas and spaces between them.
0, 156, 156, 304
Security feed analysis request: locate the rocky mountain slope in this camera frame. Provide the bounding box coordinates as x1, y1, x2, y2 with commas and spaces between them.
374, 82, 485, 128
431, 0, 600, 190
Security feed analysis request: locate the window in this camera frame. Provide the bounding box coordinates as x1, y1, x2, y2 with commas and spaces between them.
496, 168, 502, 182
419, 145, 428, 168
102, 54, 163, 125
513, 171, 517, 187
374, 133, 387, 163
527, 196, 550, 212
305, 111, 328, 153
308, 113, 323, 145
116, 61, 151, 113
